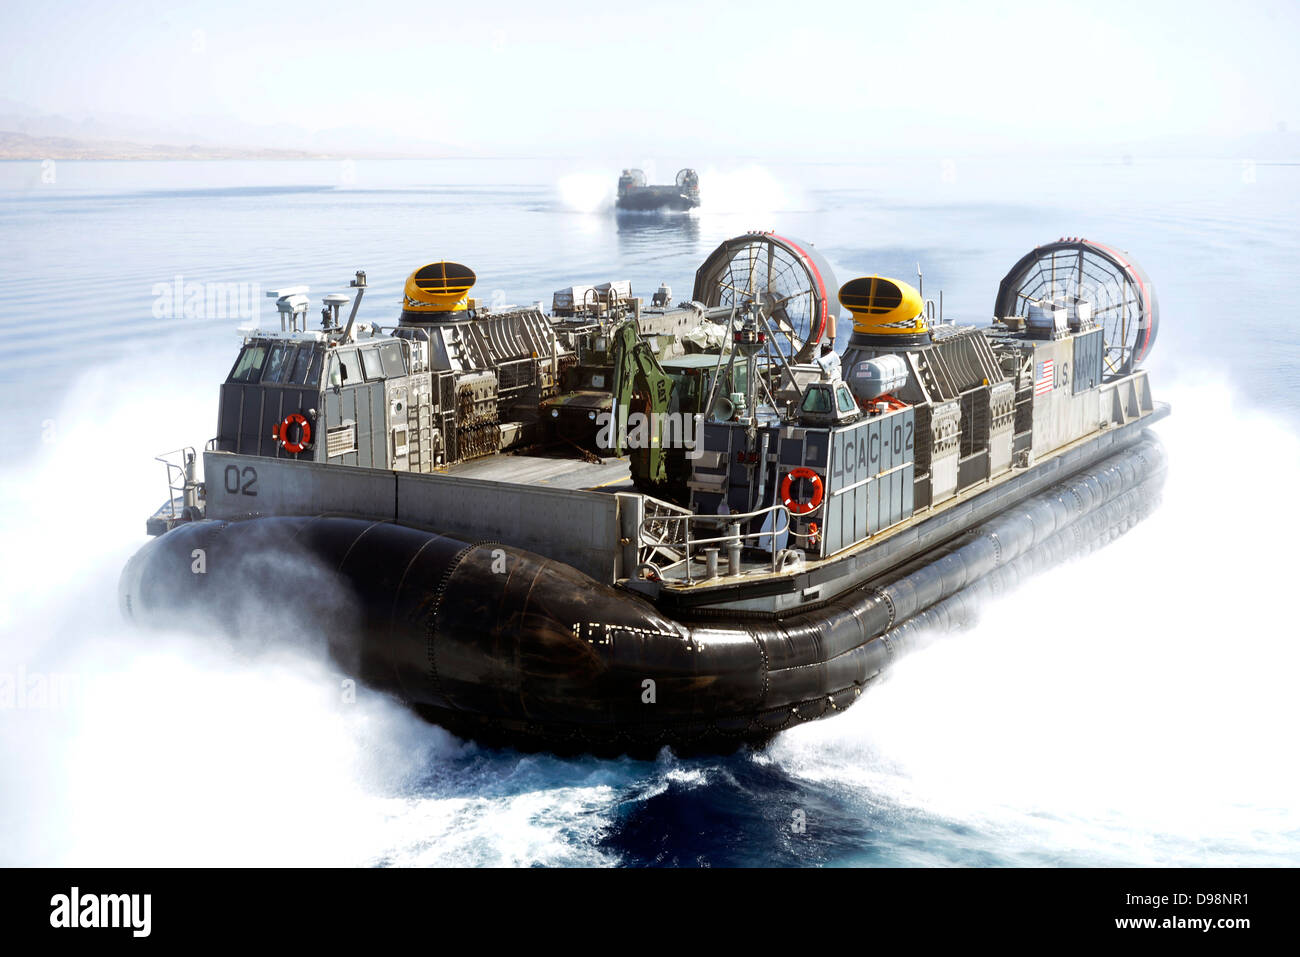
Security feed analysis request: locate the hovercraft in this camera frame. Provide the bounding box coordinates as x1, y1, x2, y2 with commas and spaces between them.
121, 234, 1168, 755
615, 168, 700, 211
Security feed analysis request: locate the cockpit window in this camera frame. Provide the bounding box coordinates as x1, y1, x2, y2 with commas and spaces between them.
836, 386, 857, 413
673, 370, 701, 410
360, 347, 384, 381
801, 386, 832, 414
379, 341, 406, 378
290, 345, 320, 386
328, 352, 353, 387
229, 343, 269, 383
262, 344, 293, 384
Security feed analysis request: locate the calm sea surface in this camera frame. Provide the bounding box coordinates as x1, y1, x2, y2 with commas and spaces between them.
1, 157, 1297, 866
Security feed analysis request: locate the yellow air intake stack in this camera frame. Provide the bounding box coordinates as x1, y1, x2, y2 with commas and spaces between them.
838, 276, 929, 347
400, 261, 477, 323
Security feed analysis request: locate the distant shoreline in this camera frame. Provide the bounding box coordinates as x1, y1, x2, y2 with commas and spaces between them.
2, 129, 1295, 166
0, 154, 490, 161
0, 130, 473, 161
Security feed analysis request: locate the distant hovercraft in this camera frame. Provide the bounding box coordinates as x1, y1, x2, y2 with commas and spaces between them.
616, 168, 699, 212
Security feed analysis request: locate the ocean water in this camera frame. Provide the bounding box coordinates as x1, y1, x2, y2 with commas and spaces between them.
1, 156, 1298, 866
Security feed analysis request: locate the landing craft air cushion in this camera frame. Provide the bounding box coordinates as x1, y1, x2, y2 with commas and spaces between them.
616, 168, 700, 211
120, 233, 1168, 755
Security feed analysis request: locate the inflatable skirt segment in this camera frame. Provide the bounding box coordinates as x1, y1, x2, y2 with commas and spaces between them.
120, 435, 1166, 755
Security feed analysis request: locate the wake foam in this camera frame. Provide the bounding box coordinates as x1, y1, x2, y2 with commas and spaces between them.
765, 378, 1300, 864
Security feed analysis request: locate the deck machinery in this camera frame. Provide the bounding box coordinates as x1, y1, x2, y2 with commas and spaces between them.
123, 233, 1167, 755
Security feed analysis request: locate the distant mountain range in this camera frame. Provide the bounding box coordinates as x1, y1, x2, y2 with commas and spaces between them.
0, 130, 341, 160
0, 100, 467, 160
0, 99, 1294, 163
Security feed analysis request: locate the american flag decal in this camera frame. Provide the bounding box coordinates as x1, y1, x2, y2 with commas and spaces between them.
1035, 358, 1054, 397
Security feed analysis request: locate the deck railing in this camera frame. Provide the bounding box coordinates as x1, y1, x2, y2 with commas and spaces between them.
155, 447, 199, 519
638, 501, 817, 583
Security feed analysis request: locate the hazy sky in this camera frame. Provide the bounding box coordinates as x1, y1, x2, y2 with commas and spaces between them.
2, 0, 1297, 155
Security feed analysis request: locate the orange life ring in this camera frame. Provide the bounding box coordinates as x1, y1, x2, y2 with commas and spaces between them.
274, 412, 313, 454
780, 467, 824, 515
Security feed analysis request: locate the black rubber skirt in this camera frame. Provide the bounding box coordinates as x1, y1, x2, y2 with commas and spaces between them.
120, 434, 1165, 755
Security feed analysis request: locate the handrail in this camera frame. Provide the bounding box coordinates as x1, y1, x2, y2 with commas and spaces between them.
638, 498, 821, 579
639, 499, 822, 540
155, 447, 198, 519
659, 511, 792, 551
